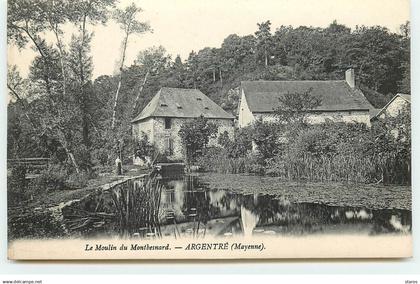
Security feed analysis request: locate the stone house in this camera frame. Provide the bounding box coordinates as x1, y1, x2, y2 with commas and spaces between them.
238, 69, 373, 128
131, 87, 235, 163
372, 93, 411, 120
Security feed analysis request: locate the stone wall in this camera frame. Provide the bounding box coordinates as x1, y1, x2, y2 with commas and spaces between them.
238, 90, 255, 128
132, 118, 154, 141
153, 117, 184, 160
254, 110, 371, 126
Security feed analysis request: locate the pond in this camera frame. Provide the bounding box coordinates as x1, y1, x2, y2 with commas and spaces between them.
57, 173, 411, 240
155, 175, 411, 239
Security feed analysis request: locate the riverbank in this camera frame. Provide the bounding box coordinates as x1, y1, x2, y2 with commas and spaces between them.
8, 171, 151, 240
198, 173, 411, 210
8, 165, 151, 212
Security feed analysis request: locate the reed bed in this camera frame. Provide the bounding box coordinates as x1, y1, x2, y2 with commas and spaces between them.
197, 154, 261, 174
110, 173, 164, 238
198, 146, 410, 184
267, 152, 410, 184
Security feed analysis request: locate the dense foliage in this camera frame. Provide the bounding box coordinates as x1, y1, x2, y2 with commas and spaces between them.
208, 105, 410, 184
178, 116, 218, 166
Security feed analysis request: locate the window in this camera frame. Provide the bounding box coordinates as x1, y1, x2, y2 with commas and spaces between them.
165, 137, 174, 155
165, 117, 172, 129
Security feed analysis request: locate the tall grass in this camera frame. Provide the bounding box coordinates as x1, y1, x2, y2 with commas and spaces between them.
110, 172, 163, 238
266, 152, 410, 184
197, 153, 263, 174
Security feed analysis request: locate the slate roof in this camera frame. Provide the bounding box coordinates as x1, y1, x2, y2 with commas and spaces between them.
241, 80, 373, 113
131, 87, 234, 123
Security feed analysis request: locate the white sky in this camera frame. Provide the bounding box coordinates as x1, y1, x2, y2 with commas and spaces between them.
7, 0, 410, 79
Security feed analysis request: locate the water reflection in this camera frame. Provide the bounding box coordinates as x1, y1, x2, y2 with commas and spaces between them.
157, 176, 411, 238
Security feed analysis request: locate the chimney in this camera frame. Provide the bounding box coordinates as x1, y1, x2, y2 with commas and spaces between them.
345, 68, 355, 88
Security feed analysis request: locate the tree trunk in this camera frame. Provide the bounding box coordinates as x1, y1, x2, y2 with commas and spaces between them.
264, 50, 268, 67
50, 22, 67, 97
65, 149, 81, 174
213, 69, 216, 82
219, 69, 223, 87
111, 79, 122, 129
49, 1, 66, 97
111, 32, 130, 130
132, 71, 150, 115
78, 16, 91, 151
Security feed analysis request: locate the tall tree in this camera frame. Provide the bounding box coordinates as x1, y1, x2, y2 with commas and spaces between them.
111, 3, 151, 129
7, 0, 81, 172
7, 0, 116, 172
398, 21, 410, 94
255, 20, 273, 67
38, 0, 69, 97
67, 0, 116, 162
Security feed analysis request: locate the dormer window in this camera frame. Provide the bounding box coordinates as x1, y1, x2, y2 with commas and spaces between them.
160, 103, 168, 107
204, 106, 209, 110
196, 98, 202, 101
176, 103, 182, 109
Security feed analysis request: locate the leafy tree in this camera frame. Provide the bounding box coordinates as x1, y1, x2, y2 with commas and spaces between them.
250, 119, 281, 163
274, 88, 322, 124
218, 128, 253, 158
255, 20, 273, 67
178, 116, 218, 166
132, 46, 171, 114
134, 132, 155, 164
7, 0, 116, 173
398, 21, 410, 94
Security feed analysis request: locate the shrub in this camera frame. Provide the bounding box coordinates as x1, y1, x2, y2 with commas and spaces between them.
66, 171, 90, 189
36, 164, 68, 191
250, 119, 282, 163
218, 127, 253, 158
134, 132, 155, 161
37, 164, 93, 191
196, 146, 262, 174
7, 164, 27, 205
262, 120, 410, 184
92, 148, 110, 167
179, 116, 218, 165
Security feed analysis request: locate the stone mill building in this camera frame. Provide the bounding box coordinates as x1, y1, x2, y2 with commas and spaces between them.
131, 87, 235, 162
238, 69, 373, 127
